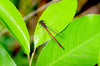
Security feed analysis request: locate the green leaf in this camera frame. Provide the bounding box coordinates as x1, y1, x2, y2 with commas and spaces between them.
10, 0, 19, 8
34, 0, 77, 48
37, 14, 100, 66
99, 50, 100, 66
0, 44, 16, 66
0, 0, 30, 55
0, 22, 5, 32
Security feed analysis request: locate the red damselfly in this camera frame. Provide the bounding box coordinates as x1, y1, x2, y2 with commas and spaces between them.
39, 20, 65, 50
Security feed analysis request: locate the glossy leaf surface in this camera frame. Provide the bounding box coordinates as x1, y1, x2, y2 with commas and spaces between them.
0, 0, 30, 55
37, 14, 100, 66
34, 0, 77, 48
0, 44, 16, 66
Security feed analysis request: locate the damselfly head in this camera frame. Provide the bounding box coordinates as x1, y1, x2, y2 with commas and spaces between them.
39, 20, 46, 27
39, 20, 44, 24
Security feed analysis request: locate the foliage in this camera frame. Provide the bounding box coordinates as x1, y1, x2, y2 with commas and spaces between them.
0, 0, 100, 66
0, 44, 16, 66
37, 14, 100, 66
0, 0, 30, 56
34, 0, 77, 48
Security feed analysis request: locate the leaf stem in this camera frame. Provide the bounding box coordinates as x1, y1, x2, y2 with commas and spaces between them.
27, 55, 31, 66
29, 49, 36, 66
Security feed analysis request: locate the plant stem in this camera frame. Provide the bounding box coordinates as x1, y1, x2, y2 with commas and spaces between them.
30, 49, 36, 66
23, 0, 58, 21
27, 55, 31, 66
